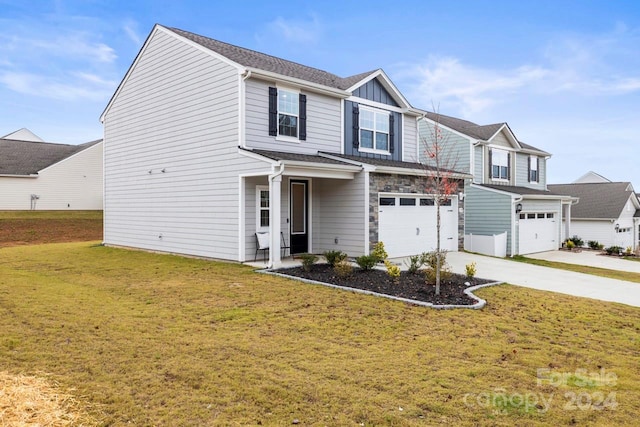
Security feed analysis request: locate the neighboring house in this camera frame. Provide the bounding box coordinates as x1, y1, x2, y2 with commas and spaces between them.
0, 130, 103, 210
572, 171, 611, 184
101, 24, 470, 265
548, 180, 640, 250
418, 113, 577, 256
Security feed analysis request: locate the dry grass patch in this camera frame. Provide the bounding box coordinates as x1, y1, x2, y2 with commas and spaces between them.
0, 242, 639, 425
0, 371, 96, 426
0, 211, 102, 247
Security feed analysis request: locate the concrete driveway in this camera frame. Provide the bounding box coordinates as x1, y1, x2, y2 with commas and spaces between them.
391, 251, 640, 308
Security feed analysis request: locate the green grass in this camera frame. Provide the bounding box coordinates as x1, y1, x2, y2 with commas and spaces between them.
1, 242, 639, 425
0, 210, 102, 220
511, 255, 640, 283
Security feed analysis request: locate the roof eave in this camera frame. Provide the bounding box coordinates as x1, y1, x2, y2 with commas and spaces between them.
247, 68, 350, 98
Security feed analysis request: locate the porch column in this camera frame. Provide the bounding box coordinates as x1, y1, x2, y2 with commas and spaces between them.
564, 202, 571, 244
269, 174, 282, 268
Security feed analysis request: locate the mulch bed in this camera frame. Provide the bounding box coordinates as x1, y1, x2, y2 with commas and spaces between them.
274, 263, 496, 306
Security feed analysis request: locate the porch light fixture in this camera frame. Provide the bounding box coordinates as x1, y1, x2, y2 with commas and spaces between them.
615, 223, 620, 231
515, 203, 523, 213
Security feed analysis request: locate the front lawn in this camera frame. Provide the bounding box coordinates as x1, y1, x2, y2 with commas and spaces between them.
512, 255, 640, 284
1, 242, 639, 425
0, 210, 102, 247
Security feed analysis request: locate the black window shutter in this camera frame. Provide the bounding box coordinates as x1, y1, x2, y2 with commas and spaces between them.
527, 156, 531, 182
268, 87, 277, 136
507, 152, 511, 180
389, 114, 395, 153
299, 94, 306, 140
352, 104, 359, 148
535, 157, 539, 182
488, 149, 493, 178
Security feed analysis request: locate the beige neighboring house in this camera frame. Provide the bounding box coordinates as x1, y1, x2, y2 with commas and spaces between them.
0, 129, 103, 210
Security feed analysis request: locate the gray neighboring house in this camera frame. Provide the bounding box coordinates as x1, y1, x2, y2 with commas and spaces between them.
418, 113, 577, 256
0, 129, 103, 210
548, 181, 640, 250
100, 24, 470, 266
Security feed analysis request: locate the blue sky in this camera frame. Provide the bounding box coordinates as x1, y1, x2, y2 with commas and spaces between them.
1, 0, 639, 185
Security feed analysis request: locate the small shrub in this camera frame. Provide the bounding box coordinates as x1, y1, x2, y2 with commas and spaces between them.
298, 253, 318, 272
404, 254, 424, 274
371, 241, 388, 263
567, 235, 584, 247
625, 246, 633, 255
384, 260, 401, 281
355, 255, 378, 271
605, 246, 622, 256
324, 250, 347, 267
587, 240, 601, 250
566, 240, 575, 250
334, 259, 353, 277
465, 262, 477, 279
423, 250, 451, 284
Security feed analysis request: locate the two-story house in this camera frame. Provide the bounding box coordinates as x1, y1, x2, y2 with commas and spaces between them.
101, 24, 470, 266
418, 113, 576, 256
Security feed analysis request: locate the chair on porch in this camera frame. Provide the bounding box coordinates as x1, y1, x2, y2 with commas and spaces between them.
254, 232, 291, 261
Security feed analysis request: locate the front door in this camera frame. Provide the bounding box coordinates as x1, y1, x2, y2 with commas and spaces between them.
290, 180, 308, 254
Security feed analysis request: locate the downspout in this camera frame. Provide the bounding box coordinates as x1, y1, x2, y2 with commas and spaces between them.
239, 70, 252, 149
511, 196, 523, 256
267, 163, 285, 268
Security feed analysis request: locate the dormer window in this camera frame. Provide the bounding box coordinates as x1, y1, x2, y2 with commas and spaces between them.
489, 148, 510, 181
268, 87, 307, 141
528, 155, 539, 183
359, 106, 389, 153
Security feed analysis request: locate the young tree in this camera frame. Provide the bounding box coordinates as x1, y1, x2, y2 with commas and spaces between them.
420, 107, 460, 295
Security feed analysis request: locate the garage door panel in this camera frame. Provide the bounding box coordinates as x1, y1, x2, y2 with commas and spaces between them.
519, 212, 558, 255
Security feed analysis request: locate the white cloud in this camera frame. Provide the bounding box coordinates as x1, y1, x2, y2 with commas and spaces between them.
0, 71, 115, 101
122, 19, 143, 46
264, 14, 322, 44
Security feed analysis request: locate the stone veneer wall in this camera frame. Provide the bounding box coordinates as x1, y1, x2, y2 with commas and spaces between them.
368, 172, 465, 252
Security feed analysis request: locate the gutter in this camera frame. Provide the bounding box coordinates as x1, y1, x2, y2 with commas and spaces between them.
246, 67, 350, 98
0, 174, 38, 178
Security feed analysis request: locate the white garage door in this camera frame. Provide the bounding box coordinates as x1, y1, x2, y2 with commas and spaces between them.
378, 195, 458, 258
518, 212, 558, 255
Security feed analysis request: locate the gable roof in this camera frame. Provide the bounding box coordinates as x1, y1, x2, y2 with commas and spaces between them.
0, 138, 102, 176
573, 171, 611, 183
478, 183, 571, 197
421, 112, 549, 155
1, 128, 44, 142
168, 26, 378, 92
548, 182, 638, 219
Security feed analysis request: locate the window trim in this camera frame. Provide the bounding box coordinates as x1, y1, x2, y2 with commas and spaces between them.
256, 185, 269, 231
529, 155, 539, 183
358, 105, 390, 155
490, 148, 510, 181
276, 86, 299, 139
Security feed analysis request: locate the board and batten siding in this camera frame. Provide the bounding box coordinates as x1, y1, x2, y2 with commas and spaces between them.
244, 78, 341, 154
0, 142, 103, 210
343, 101, 402, 161
313, 174, 366, 256
417, 120, 471, 173
351, 78, 399, 106
103, 29, 261, 261
465, 184, 513, 254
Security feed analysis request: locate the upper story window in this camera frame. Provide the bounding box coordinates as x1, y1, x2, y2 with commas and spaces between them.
529, 156, 539, 182
359, 107, 390, 153
490, 148, 510, 181
268, 87, 306, 141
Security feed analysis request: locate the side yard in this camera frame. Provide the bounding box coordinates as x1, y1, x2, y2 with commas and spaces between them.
0, 210, 102, 247
1, 242, 638, 425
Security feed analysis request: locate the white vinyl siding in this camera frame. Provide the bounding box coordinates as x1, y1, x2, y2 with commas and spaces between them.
103, 29, 256, 260
245, 78, 341, 154
313, 174, 366, 256
0, 142, 103, 210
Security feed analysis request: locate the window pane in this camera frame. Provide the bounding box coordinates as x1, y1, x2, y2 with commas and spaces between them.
278, 90, 298, 115
376, 113, 389, 132
291, 183, 306, 234
260, 210, 269, 227
360, 129, 373, 148
379, 197, 395, 206
420, 198, 434, 206
279, 114, 297, 137
441, 199, 452, 206
492, 165, 500, 178
527, 213, 535, 219
360, 109, 374, 129
520, 213, 526, 219
537, 213, 545, 219
546, 213, 554, 218
260, 190, 269, 208
399, 198, 416, 206
375, 132, 388, 151
500, 166, 508, 179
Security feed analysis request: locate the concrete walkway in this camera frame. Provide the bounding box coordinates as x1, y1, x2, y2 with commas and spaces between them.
527, 249, 640, 273
437, 251, 640, 308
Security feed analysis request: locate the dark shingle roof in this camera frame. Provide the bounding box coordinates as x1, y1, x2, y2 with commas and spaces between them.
479, 184, 569, 197
249, 149, 357, 166
548, 182, 637, 219
168, 27, 376, 91
424, 112, 547, 154
0, 139, 102, 175
322, 153, 465, 175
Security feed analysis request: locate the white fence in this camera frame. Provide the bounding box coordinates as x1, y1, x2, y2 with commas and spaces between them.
464, 232, 508, 257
